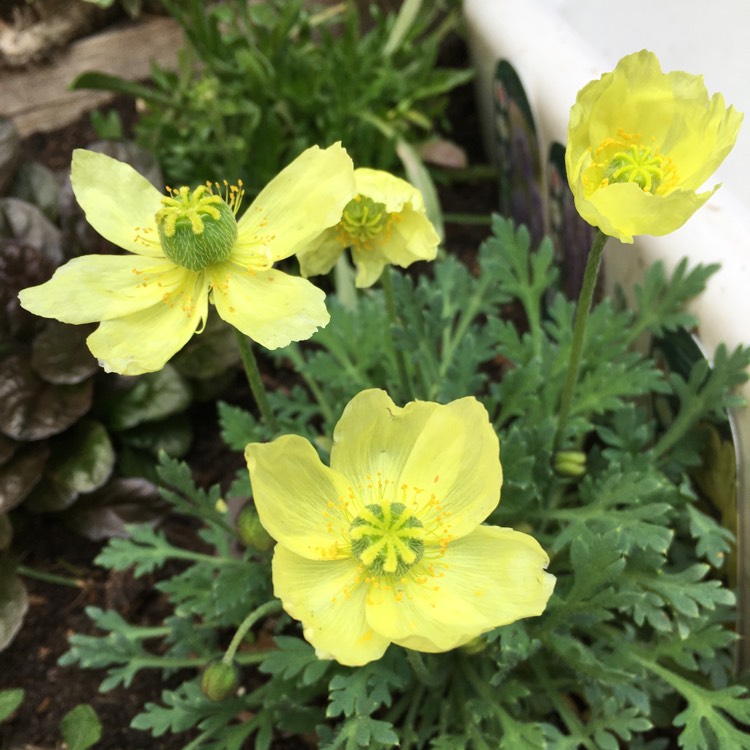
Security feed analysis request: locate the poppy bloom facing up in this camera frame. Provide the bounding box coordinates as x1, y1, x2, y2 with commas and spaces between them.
245, 388, 555, 667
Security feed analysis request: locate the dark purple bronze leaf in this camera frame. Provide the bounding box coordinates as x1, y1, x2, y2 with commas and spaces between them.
65, 477, 163, 540
31, 321, 98, 385
0, 352, 93, 441
0, 442, 49, 513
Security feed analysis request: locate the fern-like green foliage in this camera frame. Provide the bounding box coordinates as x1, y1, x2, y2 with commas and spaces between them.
61, 217, 750, 748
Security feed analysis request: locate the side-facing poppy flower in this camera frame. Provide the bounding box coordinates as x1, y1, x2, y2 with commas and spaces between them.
296, 168, 439, 288
566, 50, 742, 243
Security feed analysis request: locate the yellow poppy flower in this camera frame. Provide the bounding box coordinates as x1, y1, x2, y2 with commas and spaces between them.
566, 50, 743, 243
18, 145, 356, 375
245, 389, 554, 667
296, 168, 439, 288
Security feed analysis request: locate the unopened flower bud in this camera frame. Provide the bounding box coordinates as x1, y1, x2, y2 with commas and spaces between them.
552, 450, 587, 478
200, 659, 240, 701
461, 636, 488, 655
236, 505, 273, 551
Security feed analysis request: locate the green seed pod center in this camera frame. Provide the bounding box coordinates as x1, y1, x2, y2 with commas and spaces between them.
156, 185, 237, 271
349, 502, 425, 576
337, 195, 390, 249
606, 143, 668, 194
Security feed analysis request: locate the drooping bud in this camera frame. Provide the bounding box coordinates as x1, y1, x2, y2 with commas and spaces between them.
236, 505, 274, 551
460, 636, 488, 655
200, 659, 241, 701
156, 185, 238, 271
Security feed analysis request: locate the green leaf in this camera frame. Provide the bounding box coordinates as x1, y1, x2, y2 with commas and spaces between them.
218, 401, 268, 451
630, 259, 718, 341
60, 704, 102, 750
674, 683, 750, 749
70, 71, 174, 105
686, 505, 734, 569
0, 687, 24, 723
131, 680, 247, 738
326, 660, 406, 719
497, 707, 546, 749
639, 658, 750, 749
260, 636, 330, 686
322, 715, 399, 749
383, 0, 422, 56
94, 525, 184, 577
643, 564, 735, 621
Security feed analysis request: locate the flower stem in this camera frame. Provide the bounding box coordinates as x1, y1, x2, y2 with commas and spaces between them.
552, 229, 608, 452
222, 600, 282, 665
381, 268, 416, 400
442, 212, 493, 226
234, 330, 279, 435
286, 344, 336, 426
16, 564, 85, 589
405, 649, 443, 688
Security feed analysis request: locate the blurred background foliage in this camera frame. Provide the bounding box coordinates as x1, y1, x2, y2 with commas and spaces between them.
73, 0, 469, 192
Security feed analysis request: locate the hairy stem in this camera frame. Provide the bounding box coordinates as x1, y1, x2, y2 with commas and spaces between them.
234, 330, 280, 435
552, 229, 608, 452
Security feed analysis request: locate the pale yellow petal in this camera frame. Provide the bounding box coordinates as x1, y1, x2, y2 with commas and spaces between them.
330, 390, 501, 538
245, 435, 363, 560
272, 546, 390, 666
669, 100, 743, 190
345, 169, 438, 287
296, 230, 344, 278
71, 149, 165, 257
19, 255, 182, 324
430, 525, 554, 627
584, 51, 677, 148
86, 270, 208, 375
365, 561, 488, 653
365, 525, 554, 653
209, 264, 330, 349
330, 389, 441, 498
396, 396, 502, 537
579, 182, 716, 244
350, 247, 388, 288
234, 143, 355, 264
378, 208, 440, 267
353, 168, 424, 213
350, 208, 439, 287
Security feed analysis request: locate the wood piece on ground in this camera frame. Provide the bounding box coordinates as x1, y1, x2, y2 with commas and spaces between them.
0, 14, 183, 137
